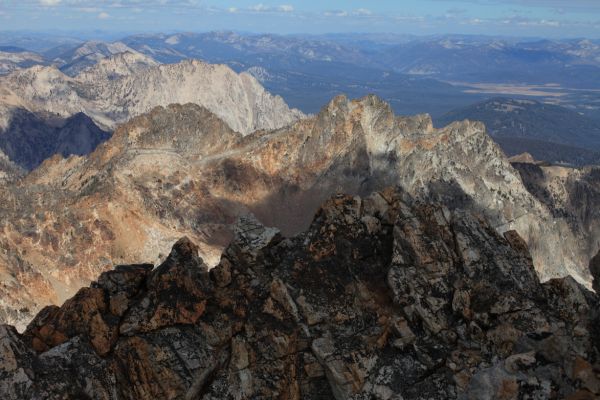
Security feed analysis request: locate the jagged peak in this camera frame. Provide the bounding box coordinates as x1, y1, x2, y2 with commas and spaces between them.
161, 236, 203, 267
314, 95, 439, 140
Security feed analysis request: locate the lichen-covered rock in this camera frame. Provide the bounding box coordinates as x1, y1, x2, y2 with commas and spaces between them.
0, 188, 598, 399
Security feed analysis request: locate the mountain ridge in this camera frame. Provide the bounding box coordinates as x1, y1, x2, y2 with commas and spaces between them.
0, 57, 304, 135
0, 95, 597, 329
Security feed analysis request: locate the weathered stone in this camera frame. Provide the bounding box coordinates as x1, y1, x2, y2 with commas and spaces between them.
211, 257, 232, 287
0, 189, 598, 399
120, 237, 210, 335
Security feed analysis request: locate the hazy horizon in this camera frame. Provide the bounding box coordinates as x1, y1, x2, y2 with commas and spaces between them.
0, 29, 598, 46
1, 0, 599, 39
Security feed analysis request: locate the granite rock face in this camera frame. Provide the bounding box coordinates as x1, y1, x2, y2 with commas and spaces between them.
0, 188, 598, 399
0, 57, 304, 135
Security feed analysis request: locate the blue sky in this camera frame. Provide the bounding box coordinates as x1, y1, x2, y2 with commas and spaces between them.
1, 0, 600, 38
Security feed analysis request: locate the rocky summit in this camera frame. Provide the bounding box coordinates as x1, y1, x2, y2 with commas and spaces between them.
0, 188, 598, 399
1, 95, 598, 330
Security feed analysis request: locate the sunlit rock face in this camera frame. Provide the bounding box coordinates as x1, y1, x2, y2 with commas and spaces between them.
0, 189, 598, 399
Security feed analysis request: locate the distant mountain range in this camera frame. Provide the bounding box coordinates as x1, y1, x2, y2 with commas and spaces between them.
0, 46, 44, 75
119, 32, 600, 89
377, 37, 600, 89
118, 32, 600, 117
0, 52, 303, 170
1, 33, 600, 170
436, 97, 600, 166
3, 32, 600, 119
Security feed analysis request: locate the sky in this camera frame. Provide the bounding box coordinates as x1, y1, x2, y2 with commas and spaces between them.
1, 0, 600, 38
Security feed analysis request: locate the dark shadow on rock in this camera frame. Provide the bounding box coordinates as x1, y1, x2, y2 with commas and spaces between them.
0, 107, 111, 170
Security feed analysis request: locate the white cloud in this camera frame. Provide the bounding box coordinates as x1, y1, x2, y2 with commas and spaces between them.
278, 5, 294, 13
97, 11, 110, 19
353, 8, 372, 16
39, 0, 61, 6
227, 7, 238, 13
324, 10, 348, 17
541, 19, 561, 27
250, 3, 269, 12
78, 7, 100, 13
247, 3, 294, 13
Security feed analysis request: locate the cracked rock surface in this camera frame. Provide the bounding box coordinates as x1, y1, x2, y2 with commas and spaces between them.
1, 188, 598, 399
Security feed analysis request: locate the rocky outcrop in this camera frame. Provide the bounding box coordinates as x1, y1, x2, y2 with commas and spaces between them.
0, 188, 598, 399
508, 152, 536, 164
0, 57, 304, 135
0, 96, 596, 329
